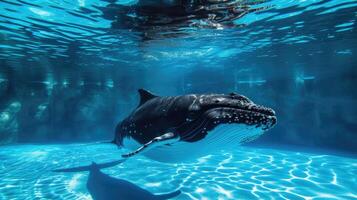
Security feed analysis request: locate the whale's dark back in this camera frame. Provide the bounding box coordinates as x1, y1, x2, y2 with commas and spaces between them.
115, 94, 196, 145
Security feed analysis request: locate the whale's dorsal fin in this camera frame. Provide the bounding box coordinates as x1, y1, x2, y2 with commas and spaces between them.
138, 89, 157, 106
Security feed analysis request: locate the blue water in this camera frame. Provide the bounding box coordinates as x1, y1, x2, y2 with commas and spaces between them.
1, 0, 357, 152
1, 0, 357, 199
0, 144, 356, 199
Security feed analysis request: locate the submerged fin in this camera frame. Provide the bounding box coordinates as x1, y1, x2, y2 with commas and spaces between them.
155, 190, 181, 200
52, 159, 125, 172
138, 89, 157, 106
122, 132, 179, 158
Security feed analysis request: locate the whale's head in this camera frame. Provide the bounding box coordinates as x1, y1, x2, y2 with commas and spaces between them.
178, 93, 277, 144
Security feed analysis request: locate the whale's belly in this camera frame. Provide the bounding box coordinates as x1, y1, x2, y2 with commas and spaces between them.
123, 124, 264, 163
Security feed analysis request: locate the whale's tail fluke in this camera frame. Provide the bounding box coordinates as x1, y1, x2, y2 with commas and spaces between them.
52, 159, 125, 172
155, 190, 181, 200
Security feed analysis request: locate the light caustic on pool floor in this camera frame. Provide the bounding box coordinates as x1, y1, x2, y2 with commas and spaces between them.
0, 144, 356, 200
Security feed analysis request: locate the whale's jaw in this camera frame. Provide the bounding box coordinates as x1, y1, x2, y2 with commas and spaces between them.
180, 104, 276, 143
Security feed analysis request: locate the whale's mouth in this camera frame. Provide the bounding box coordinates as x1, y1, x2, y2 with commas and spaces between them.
206, 105, 277, 130
179, 104, 276, 142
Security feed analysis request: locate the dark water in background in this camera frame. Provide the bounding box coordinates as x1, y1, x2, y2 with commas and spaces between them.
0, 0, 356, 154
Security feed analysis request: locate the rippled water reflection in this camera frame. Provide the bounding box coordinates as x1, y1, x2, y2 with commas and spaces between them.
0, 144, 356, 199
1, 0, 356, 66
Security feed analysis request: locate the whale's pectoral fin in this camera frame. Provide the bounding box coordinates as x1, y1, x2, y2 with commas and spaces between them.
121, 132, 179, 158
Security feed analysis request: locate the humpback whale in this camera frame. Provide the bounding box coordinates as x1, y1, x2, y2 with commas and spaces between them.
115, 89, 276, 162
53, 160, 181, 200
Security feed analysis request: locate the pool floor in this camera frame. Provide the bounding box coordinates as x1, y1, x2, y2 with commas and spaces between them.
0, 144, 356, 200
